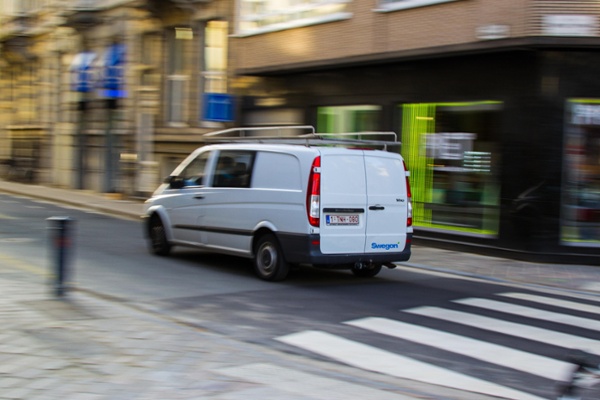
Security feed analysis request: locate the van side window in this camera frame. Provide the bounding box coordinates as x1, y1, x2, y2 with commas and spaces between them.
212, 151, 255, 188
179, 151, 209, 187
252, 152, 301, 190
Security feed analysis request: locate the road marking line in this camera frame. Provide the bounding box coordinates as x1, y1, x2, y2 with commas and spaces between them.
0, 253, 47, 276
276, 330, 546, 400
346, 317, 570, 382
405, 306, 600, 355
455, 298, 600, 331
217, 362, 418, 399
499, 292, 600, 314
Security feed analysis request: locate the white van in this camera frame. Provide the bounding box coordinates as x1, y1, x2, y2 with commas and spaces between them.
143, 127, 413, 281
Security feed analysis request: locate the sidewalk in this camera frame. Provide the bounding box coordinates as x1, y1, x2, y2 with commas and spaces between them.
1, 179, 599, 400
2, 267, 448, 400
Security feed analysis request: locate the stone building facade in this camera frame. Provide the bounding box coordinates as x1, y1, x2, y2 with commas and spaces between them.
0, 0, 235, 195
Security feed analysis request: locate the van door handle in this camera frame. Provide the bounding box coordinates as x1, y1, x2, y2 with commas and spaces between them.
369, 205, 385, 211
194, 195, 205, 199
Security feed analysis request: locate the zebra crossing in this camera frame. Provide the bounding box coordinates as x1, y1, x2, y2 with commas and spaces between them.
276, 290, 600, 400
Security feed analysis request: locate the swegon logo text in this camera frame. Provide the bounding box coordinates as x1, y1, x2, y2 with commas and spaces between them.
371, 242, 400, 250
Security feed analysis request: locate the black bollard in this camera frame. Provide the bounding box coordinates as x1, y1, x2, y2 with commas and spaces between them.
47, 217, 74, 297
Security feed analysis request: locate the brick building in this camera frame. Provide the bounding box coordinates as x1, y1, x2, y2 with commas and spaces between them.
231, 0, 600, 260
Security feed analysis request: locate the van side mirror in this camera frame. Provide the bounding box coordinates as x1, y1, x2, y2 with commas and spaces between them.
165, 176, 185, 189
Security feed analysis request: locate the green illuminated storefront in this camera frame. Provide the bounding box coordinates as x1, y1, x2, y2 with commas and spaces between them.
399, 101, 502, 237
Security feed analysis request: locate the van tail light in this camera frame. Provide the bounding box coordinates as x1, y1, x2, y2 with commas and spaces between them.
403, 161, 413, 227
307, 156, 321, 227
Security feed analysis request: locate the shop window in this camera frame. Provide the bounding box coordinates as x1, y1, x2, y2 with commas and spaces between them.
237, 0, 351, 36
561, 100, 600, 246
317, 105, 381, 134
400, 101, 501, 236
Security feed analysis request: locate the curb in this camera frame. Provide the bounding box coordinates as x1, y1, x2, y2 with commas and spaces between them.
401, 262, 600, 298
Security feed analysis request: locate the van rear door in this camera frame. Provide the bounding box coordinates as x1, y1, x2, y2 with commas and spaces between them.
363, 153, 409, 253
319, 149, 408, 255
319, 150, 368, 254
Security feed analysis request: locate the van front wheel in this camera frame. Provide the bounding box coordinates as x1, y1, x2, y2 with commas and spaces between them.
149, 216, 171, 256
254, 234, 290, 281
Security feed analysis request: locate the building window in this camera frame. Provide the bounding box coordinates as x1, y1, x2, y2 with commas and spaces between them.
400, 101, 502, 236
237, 0, 351, 36
317, 105, 381, 134
376, 0, 460, 12
166, 27, 193, 126
561, 100, 600, 247
140, 32, 162, 87
202, 20, 228, 94
0, 0, 47, 15
200, 20, 234, 122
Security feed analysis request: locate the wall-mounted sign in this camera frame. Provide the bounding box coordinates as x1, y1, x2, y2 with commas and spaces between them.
571, 103, 600, 125
476, 24, 510, 40
69, 51, 96, 93
202, 93, 234, 122
102, 43, 126, 99
425, 132, 477, 160
543, 15, 598, 37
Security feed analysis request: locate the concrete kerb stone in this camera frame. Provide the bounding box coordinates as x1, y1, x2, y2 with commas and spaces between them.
0, 181, 144, 221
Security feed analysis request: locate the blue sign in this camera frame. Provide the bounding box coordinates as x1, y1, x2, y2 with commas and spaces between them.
202, 93, 234, 122
70, 51, 96, 93
102, 43, 126, 98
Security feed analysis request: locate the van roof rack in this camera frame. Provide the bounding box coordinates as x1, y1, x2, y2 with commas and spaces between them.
202, 126, 401, 151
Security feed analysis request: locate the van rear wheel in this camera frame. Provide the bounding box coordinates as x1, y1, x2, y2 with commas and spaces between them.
254, 234, 290, 281
351, 263, 382, 278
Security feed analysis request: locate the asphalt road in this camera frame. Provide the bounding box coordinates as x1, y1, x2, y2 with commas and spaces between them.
2, 193, 599, 400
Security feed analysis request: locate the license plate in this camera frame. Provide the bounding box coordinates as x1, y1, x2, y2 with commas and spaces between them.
326, 215, 359, 225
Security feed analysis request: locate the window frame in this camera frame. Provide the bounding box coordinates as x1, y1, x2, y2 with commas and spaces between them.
375, 0, 461, 13
235, 0, 352, 37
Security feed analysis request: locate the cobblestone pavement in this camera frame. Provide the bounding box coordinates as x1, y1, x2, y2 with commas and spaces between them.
0, 267, 438, 400
1, 180, 599, 399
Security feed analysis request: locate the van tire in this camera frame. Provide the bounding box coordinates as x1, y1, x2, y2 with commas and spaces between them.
149, 216, 171, 256
254, 234, 290, 281
351, 263, 382, 278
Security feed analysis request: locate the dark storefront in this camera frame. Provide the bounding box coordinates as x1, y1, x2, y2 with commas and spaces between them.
240, 48, 600, 264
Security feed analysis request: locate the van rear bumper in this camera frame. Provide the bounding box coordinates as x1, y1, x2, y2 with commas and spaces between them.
278, 233, 412, 265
